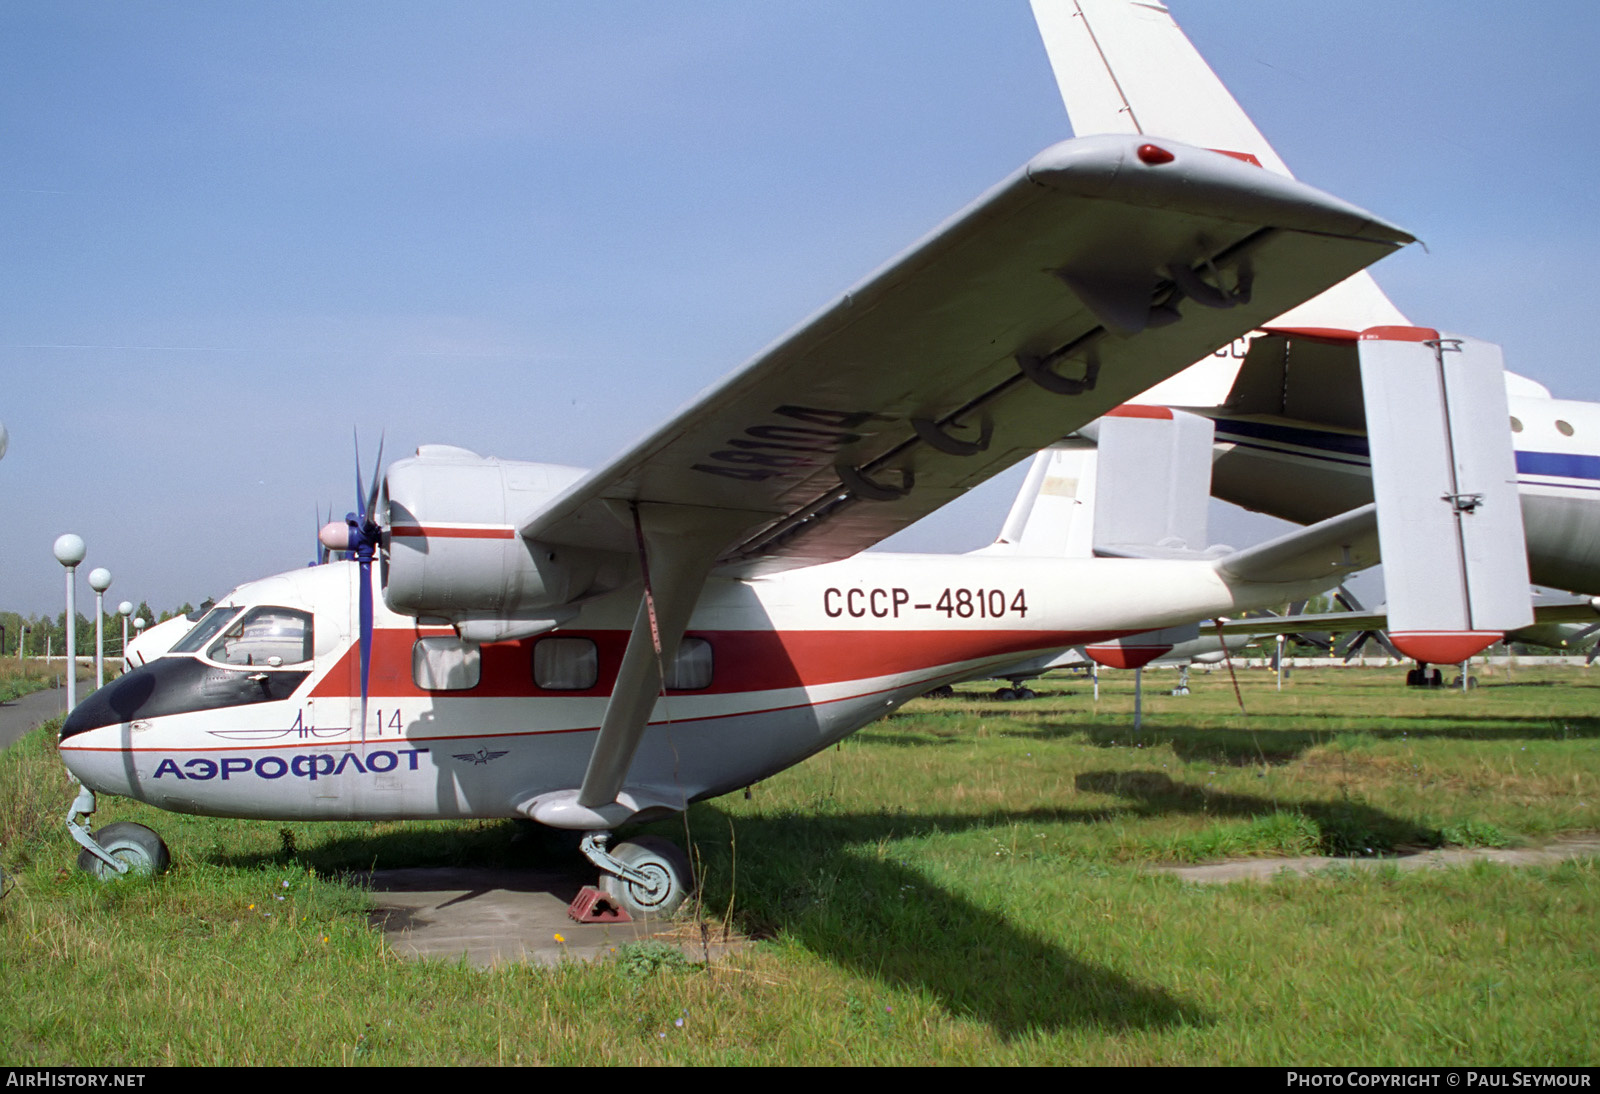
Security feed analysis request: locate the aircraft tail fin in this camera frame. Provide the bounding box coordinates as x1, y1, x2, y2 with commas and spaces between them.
1029, 0, 1407, 353
1085, 406, 1215, 559
987, 406, 1214, 559
1030, 0, 1292, 176
1359, 328, 1533, 661
985, 440, 1099, 557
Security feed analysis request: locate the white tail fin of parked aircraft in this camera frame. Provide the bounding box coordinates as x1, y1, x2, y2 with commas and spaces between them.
1030, 0, 1408, 398
1029, 1, 1600, 609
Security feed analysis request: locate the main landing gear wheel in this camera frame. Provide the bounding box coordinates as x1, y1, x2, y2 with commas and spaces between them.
599, 836, 694, 919
75, 822, 170, 880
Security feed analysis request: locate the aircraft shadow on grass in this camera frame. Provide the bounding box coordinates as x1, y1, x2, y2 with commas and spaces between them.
212, 804, 1209, 1038
1072, 769, 1441, 855
208, 763, 1461, 1037
949, 714, 1600, 769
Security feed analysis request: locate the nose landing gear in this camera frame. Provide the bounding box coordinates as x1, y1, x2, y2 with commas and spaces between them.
66, 787, 170, 879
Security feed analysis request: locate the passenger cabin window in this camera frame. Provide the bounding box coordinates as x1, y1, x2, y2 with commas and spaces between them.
413, 637, 480, 691
1510, 416, 1523, 433
206, 607, 313, 667
533, 637, 598, 690
665, 637, 713, 690
169, 607, 242, 655
1557, 419, 1576, 437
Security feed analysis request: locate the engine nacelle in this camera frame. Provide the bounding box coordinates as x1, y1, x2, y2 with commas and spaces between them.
382, 446, 623, 625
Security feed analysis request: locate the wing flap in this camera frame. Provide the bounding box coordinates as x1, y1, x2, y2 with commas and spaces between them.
521, 135, 1411, 567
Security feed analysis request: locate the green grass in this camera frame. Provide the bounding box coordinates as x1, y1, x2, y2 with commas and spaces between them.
2, 664, 1597, 1064
0, 658, 74, 703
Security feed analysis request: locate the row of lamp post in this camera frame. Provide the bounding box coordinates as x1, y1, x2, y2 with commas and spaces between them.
52, 533, 141, 712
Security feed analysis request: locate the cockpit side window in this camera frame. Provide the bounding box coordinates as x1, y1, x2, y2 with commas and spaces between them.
205, 607, 314, 667
168, 607, 243, 655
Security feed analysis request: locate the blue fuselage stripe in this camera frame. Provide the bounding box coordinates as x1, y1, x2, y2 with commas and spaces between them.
1515, 450, 1600, 481
1210, 417, 1600, 486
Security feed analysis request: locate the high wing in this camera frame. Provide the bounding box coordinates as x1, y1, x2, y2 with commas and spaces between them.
519, 135, 1411, 571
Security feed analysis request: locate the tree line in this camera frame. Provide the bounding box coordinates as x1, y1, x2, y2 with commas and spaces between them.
0, 602, 208, 658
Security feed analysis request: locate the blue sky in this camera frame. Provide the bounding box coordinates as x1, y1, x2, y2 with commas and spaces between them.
3, 2, 1597, 616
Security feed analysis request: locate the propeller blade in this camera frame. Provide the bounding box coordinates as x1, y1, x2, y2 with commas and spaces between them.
365, 433, 385, 525
354, 429, 367, 522
1334, 584, 1367, 613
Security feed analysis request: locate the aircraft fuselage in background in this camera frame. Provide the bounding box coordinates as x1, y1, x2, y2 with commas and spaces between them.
1203, 389, 1600, 595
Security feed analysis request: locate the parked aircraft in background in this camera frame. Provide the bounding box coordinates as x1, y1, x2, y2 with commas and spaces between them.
57, 131, 1412, 916
121, 611, 199, 671
1031, 0, 1600, 598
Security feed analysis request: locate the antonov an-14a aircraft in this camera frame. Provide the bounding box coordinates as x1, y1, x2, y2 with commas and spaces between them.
58, 134, 1410, 916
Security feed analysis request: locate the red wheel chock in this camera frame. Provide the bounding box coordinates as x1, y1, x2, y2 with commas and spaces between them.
568, 885, 631, 923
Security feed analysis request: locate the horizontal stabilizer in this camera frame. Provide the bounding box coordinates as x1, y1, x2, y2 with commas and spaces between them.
1214, 503, 1379, 587
1219, 595, 1600, 641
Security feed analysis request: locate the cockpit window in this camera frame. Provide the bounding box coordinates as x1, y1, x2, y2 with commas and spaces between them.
205, 607, 314, 667
168, 607, 243, 655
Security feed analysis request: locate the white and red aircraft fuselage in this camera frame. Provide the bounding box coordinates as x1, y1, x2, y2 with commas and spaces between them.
59, 549, 1329, 826
53, 128, 1412, 912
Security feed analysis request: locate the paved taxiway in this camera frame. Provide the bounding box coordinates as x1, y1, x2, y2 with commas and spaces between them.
0, 679, 80, 750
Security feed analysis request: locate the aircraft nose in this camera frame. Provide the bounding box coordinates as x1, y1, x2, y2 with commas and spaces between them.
59, 666, 160, 740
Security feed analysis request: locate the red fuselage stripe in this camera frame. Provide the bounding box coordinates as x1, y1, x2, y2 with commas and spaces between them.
308, 627, 1104, 701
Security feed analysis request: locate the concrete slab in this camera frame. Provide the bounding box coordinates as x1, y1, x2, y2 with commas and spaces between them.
1150, 833, 1600, 884
367, 865, 746, 969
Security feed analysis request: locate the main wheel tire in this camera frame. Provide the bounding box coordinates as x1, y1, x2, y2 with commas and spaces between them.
76, 822, 170, 880
599, 836, 694, 919
1016, 687, 1037, 700
994, 688, 1017, 701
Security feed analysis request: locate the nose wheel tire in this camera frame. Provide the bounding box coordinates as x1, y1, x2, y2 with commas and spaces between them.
598, 836, 694, 919
75, 822, 170, 879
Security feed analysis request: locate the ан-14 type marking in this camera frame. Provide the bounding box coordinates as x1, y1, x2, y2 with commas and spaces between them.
822, 587, 1030, 620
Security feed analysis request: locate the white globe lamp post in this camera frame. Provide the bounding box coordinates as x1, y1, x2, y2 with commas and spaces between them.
118, 602, 134, 673
88, 569, 112, 689
53, 534, 86, 711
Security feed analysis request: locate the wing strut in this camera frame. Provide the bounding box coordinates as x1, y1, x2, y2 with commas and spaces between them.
524, 503, 755, 830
